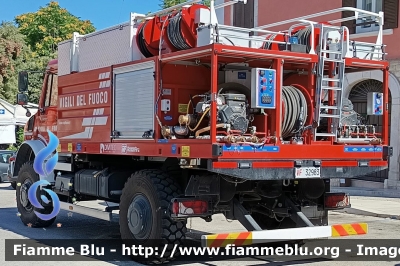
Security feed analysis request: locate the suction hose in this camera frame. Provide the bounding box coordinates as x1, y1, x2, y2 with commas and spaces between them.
137, 21, 154, 58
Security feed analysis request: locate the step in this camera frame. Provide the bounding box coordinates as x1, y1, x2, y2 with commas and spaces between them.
324, 58, 344, 63
321, 105, 338, 110
321, 49, 342, 55
315, 132, 336, 137
322, 25, 342, 31
322, 77, 341, 82
320, 114, 341, 118
321, 86, 342, 91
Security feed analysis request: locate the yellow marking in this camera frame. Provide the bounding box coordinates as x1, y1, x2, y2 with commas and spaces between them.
67, 143, 73, 152
331, 223, 368, 237
204, 232, 253, 247
178, 104, 188, 113
56, 144, 61, 152
181, 146, 190, 157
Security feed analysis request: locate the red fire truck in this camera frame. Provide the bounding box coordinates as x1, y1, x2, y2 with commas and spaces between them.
13, 0, 392, 260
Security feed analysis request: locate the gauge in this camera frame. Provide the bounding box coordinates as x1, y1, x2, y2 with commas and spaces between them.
216, 97, 223, 105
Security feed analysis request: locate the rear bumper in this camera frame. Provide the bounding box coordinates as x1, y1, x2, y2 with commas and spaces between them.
208, 160, 387, 180
201, 223, 368, 247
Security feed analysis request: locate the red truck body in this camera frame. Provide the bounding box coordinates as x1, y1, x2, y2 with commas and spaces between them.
12, 1, 392, 260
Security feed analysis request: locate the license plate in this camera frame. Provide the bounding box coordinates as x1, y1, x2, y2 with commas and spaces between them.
295, 167, 321, 178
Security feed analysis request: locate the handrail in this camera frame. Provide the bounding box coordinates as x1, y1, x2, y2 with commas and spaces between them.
146, 0, 203, 18
214, 0, 246, 9
253, 7, 383, 30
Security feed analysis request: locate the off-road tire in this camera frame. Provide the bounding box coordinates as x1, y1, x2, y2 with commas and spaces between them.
119, 169, 187, 264
161, 158, 182, 178
16, 161, 56, 227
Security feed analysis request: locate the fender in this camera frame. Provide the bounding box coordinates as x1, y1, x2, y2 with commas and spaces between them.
14, 139, 55, 183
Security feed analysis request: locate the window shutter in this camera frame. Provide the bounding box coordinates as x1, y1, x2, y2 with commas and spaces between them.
233, 2, 245, 27
342, 0, 357, 34
383, 0, 399, 30
233, 0, 254, 28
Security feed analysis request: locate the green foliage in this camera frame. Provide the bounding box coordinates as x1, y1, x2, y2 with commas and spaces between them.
0, 22, 28, 103
0, 1, 97, 146
159, 0, 210, 9
15, 1, 96, 57
0, 21, 49, 104
23, 55, 53, 104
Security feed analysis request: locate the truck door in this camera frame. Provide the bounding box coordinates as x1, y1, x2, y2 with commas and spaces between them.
35, 73, 58, 140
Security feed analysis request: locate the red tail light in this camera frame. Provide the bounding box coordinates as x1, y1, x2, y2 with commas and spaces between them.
325, 193, 350, 209
172, 199, 208, 217
9, 156, 15, 163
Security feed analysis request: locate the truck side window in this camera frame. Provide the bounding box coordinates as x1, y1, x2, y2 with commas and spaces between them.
44, 74, 58, 107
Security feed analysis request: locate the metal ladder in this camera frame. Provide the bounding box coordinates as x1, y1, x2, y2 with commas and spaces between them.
313, 24, 346, 142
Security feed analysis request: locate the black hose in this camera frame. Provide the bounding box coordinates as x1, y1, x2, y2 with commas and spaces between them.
167, 12, 191, 50
137, 21, 154, 58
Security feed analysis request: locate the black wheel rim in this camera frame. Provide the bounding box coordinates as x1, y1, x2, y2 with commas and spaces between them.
20, 179, 33, 212
127, 194, 153, 240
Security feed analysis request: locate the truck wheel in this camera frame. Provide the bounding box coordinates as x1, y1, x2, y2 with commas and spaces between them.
119, 169, 187, 262
16, 161, 56, 228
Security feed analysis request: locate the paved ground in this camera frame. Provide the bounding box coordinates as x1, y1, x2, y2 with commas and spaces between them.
332, 187, 400, 199
1, 182, 400, 266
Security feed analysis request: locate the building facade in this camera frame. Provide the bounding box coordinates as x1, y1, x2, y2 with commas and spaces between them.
215, 0, 400, 189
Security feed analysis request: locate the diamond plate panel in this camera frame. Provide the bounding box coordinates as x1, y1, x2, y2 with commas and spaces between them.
58, 41, 72, 76
78, 25, 133, 72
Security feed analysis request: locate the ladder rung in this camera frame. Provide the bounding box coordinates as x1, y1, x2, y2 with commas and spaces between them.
324, 58, 343, 63
322, 77, 340, 82
321, 106, 338, 110
322, 86, 342, 91
321, 50, 342, 54
321, 25, 342, 31
320, 114, 341, 118
315, 133, 336, 137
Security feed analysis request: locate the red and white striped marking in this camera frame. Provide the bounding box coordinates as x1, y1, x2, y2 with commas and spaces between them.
98, 72, 111, 89
60, 108, 108, 139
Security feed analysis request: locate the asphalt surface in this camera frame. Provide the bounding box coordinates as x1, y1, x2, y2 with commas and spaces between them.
1, 181, 400, 266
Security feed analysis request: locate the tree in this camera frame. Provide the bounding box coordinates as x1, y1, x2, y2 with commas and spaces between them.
0, 22, 27, 103
15, 1, 96, 57
159, 0, 210, 9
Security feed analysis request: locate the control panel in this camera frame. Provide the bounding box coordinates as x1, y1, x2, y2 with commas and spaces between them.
367, 92, 383, 115
250, 68, 276, 109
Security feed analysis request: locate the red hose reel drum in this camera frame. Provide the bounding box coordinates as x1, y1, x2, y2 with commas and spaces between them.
136, 4, 209, 58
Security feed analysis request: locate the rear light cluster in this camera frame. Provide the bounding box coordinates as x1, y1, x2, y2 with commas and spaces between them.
9, 156, 16, 163
171, 199, 209, 217
325, 193, 350, 209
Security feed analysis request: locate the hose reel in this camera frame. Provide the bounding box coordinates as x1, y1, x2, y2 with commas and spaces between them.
281, 85, 309, 139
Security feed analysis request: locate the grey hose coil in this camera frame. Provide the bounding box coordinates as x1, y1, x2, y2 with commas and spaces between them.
282, 86, 308, 138
292, 27, 312, 53
263, 33, 278, 50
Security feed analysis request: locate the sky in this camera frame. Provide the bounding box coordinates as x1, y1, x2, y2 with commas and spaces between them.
0, 0, 163, 30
